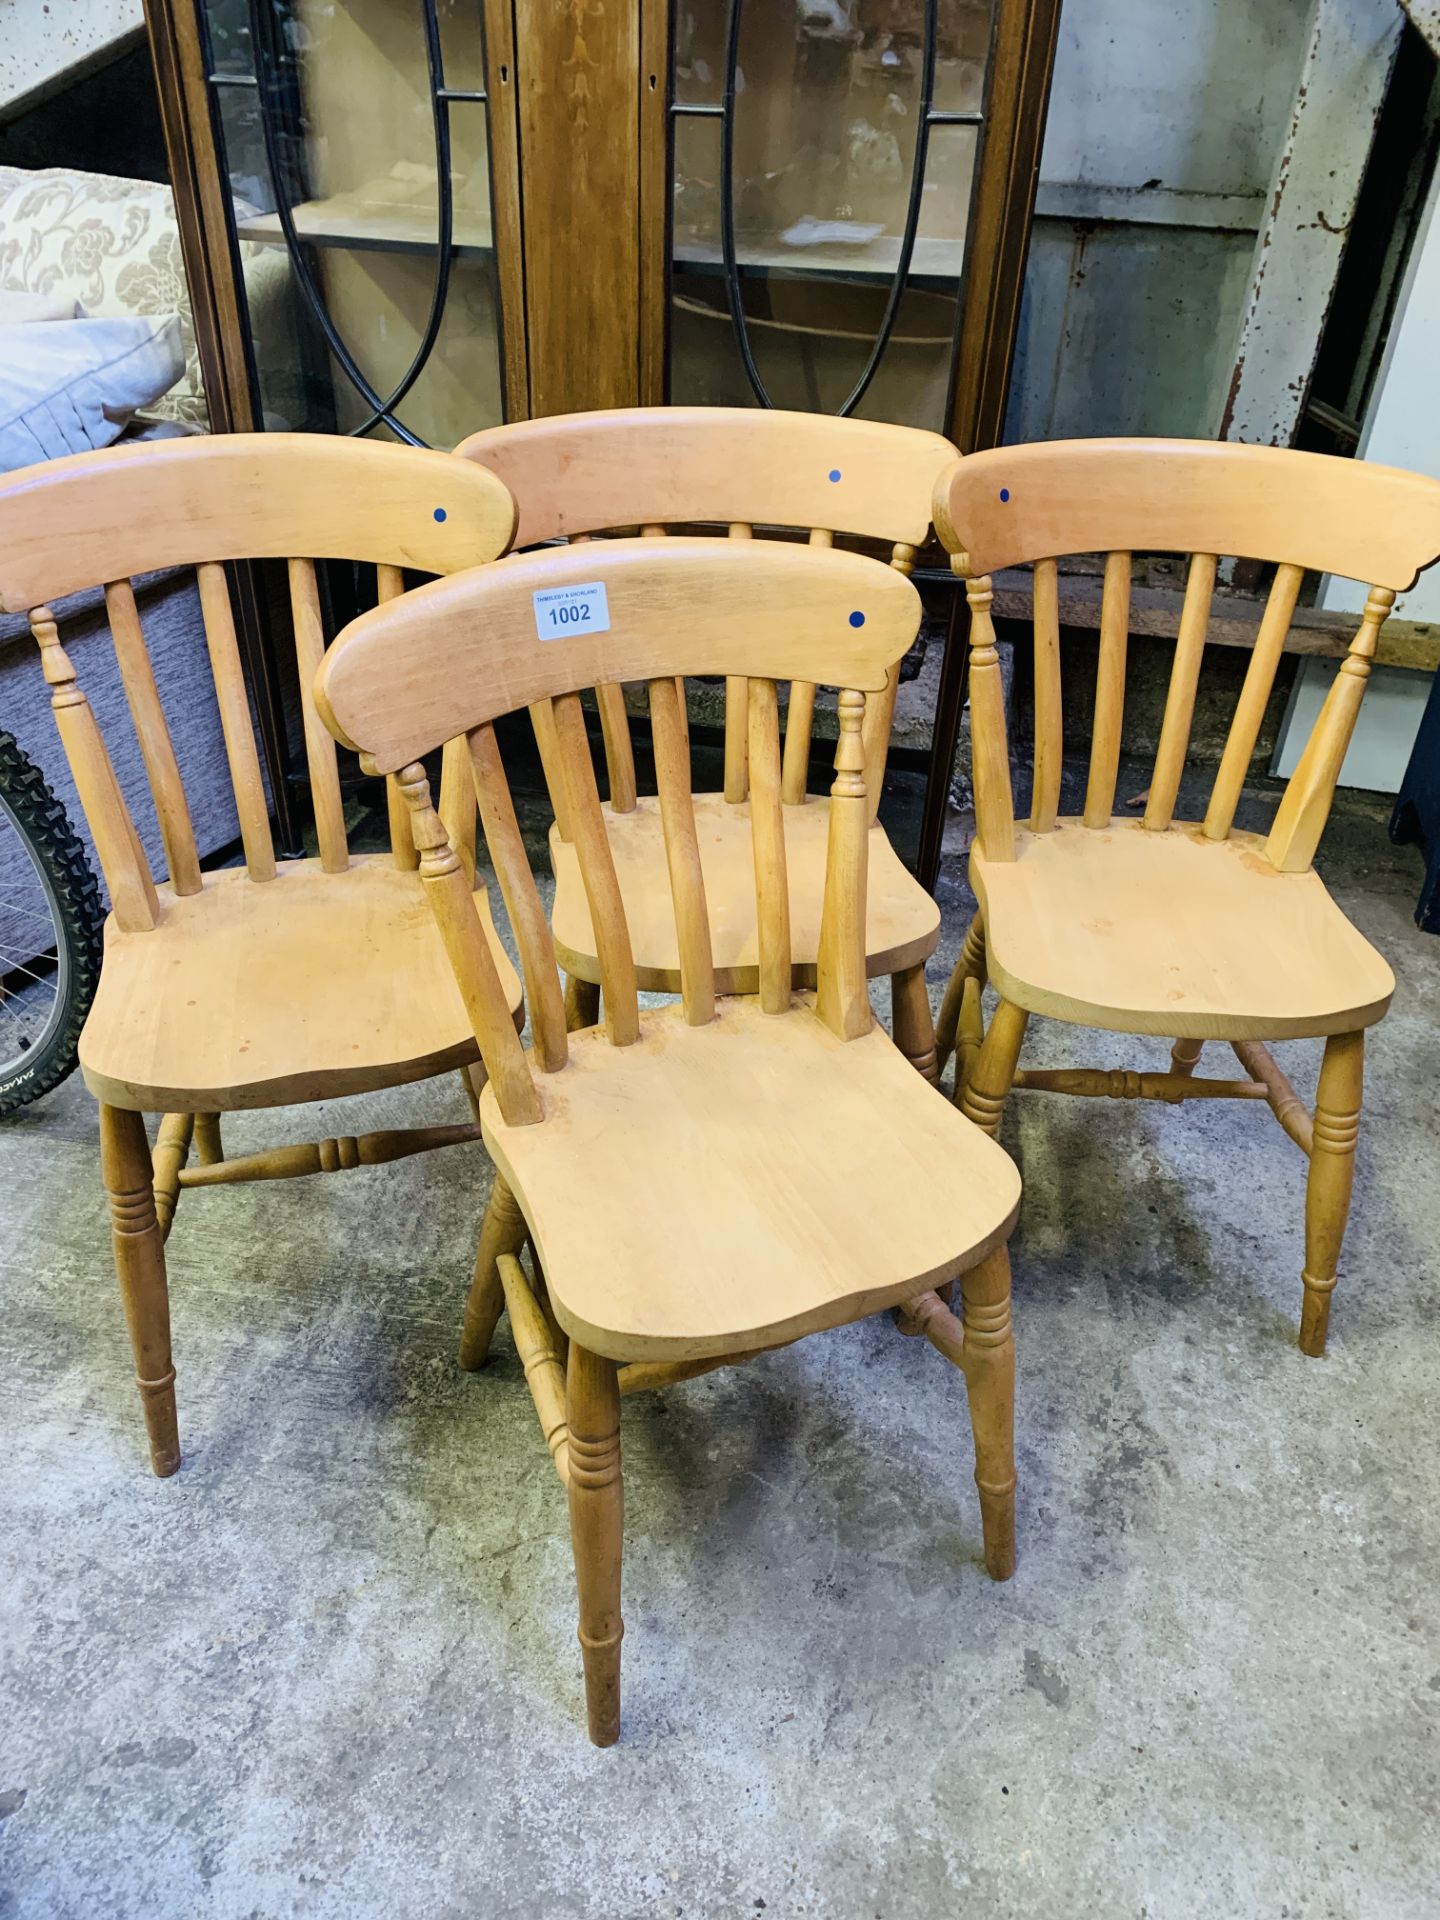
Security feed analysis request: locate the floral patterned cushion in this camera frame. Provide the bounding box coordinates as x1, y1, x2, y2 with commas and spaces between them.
0, 167, 268, 432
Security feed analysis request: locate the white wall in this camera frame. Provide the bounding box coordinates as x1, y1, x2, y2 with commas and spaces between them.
1325, 160, 1440, 619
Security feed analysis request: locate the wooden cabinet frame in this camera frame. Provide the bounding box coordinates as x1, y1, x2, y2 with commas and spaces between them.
145, 0, 1060, 880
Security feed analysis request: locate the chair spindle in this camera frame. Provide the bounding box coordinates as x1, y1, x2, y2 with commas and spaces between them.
960, 568, 1016, 862
1083, 550, 1132, 827
648, 676, 715, 1024
377, 564, 419, 871
196, 560, 275, 882
1029, 556, 1062, 833
399, 762, 541, 1126
723, 523, 753, 801
638, 523, 691, 783
288, 558, 349, 875
1266, 585, 1396, 873
552, 691, 640, 1046
105, 578, 202, 895
530, 699, 575, 842
1203, 560, 1304, 841
439, 736, 478, 886
1144, 551, 1217, 832
748, 677, 792, 1013
860, 539, 917, 822
466, 722, 569, 1072
31, 606, 159, 931
570, 532, 637, 815
781, 528, 831, 807
815, 688, 872, 1041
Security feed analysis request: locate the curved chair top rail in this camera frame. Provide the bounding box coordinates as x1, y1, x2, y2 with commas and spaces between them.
455, 406, 958, 548
318, 536, 922, 773
0, 432, 518, 611
933, 438, 1440, 590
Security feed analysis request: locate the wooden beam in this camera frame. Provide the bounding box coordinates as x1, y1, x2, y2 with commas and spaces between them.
988, 566, 1440, 673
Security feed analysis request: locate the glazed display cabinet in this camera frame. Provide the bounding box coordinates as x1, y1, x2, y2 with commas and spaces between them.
144, 0, 1061, 871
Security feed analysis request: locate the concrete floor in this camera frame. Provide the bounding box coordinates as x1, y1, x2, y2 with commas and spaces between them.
2, 778, 1439, 1919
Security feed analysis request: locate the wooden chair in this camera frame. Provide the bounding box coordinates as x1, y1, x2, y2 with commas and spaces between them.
0, 433, 520, 1476
929, 438, 1440, 1357
454, 407, 953, 1080
316, 535, 1023, 1745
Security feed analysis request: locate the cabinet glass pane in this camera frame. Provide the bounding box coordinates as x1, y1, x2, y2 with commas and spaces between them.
670, 0, 992, 429
201, 0, 505, 444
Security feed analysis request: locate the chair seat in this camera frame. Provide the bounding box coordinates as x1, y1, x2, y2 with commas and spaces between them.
481, 999, 1020, 1362
549, 792, 940, 992
972, 819, 1395, 1041
80, 854, 523, 1112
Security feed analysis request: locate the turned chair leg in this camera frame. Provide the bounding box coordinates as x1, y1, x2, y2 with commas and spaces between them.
99, 1104, 179, 1477
564, 974, 600, 1033
960, 1244, 1016, 1580
458, 1174, 529, 1370
959, 998, 1029, 1137
566, 1343, 624, 1746
459, 1061, 487, 1126
1300, 1029, 1364, 1358
193, 1113, 223, 1167
935, 916, 986, 1078
150, 1113, 194, 1242
891, 964, 939, 1084
956, 977, 985, 1104
1170, 1037, 1204, 1079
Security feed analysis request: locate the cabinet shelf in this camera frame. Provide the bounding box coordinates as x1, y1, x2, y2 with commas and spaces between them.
675, 232, 967, 286
235, 196, 494, 259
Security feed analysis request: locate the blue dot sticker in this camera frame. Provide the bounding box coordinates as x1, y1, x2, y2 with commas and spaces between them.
433, 507, 448, 522
828, 469, 842, 483
998, 488, 1010, 503
848, 610, 866, 628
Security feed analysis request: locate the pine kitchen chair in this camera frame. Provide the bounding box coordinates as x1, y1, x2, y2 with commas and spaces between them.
455, 407, 953, 1079
0, 434, 519, 1476
930, 438, 1440, 1357
315, 535, 1023, 1745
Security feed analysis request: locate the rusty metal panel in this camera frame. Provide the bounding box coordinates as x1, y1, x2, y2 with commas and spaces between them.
1220, 0, 1403, 446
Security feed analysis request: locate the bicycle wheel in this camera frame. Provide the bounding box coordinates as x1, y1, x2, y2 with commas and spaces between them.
0, 729, 105, 1114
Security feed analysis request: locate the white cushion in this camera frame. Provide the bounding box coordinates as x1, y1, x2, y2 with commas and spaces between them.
0, 290, 82, 322
0, 167, 277, 431
0, 313, 185, 473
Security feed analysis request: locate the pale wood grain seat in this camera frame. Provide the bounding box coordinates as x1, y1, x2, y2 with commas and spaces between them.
549, 793, 939, 993
458, 407, 956, 1076
974, 820, 1394, 1042
80, 856, 521, 1112
931, 438, 1440, 1359
482, 1001, 1018, 1361
317, 535, 1024, 1745
0, 433, 519, 1478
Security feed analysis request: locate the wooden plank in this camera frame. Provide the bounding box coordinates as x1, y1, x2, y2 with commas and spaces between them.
513, 0, 640, 415
987, 566, 1440, 672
